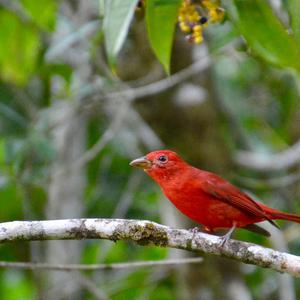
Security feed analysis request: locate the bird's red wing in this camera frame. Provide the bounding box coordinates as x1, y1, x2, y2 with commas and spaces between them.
200, 173, 276, 225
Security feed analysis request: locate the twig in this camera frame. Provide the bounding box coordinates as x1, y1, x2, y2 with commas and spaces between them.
75, 100, 130, 168
0, 257, 202, 272
83, 57, 211, 106
0, 218, 299, 276
106, 58, 210, 101
234, 140, 300, 171
45, 20, 101, 61
236, 172, 300, 189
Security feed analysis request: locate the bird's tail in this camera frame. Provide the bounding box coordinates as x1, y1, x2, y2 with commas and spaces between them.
268, 209, 300, 224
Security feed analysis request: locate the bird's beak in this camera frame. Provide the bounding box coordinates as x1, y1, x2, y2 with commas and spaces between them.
129, 156, 152, 170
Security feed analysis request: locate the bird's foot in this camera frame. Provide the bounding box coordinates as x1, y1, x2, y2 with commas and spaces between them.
219, 225, 236, 247
219, 233, 230, 247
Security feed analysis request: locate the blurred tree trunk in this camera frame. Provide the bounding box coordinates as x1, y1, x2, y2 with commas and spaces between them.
43, 104, 86, 299
41, 1, 93, 297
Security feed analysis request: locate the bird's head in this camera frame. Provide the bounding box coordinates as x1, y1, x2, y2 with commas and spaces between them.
130, 150, 187, 181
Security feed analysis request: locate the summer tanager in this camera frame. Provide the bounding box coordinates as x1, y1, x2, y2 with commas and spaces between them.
130, 150, 300, 244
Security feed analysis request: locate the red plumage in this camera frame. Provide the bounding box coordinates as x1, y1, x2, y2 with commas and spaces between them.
130, 150, 300, 239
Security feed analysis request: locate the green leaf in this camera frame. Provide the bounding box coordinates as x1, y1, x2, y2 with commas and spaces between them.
287, 0, 300, 45
232, 0, 300, 72
21, 0, 57, 31
103, 0, 139, 65
2, 270, 36, 300
0, 11, 40, 85
146, 0, 181, 74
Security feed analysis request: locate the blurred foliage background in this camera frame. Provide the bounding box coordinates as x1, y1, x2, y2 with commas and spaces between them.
0, 0, 300, 299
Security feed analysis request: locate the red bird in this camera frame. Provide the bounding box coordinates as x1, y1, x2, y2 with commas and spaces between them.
130, 150, 300, 244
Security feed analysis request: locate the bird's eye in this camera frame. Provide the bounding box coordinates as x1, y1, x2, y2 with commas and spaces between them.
158, 155, 168, 163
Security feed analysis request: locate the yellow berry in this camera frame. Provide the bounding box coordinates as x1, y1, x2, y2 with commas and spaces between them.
194, 36, 203, 44
178, 15, 185, 22
178, 0, 224, 45
189, 16, 194, 22
180, 22, 191, 33
202, 0, 212, 9
193, 25, 202, 33
192, 12, 200, 20
209, 8, 224, 23
209, 10, 216, 22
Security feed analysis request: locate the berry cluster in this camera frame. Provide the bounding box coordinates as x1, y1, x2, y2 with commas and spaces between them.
178, 0, 224, 44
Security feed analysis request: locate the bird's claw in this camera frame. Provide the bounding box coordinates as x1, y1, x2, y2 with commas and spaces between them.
218, 224, 236, 247
219, 234, 230, 247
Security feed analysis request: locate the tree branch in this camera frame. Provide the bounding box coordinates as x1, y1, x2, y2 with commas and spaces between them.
80, 57, 211, 107
0, 257, 203, 272
0, 218, 299, 277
